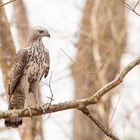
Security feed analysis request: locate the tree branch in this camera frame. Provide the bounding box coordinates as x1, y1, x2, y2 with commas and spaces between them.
122, 0, 140, 16
80, 108, 119, 140
0, 0, 16, 7
0, 56, 140, 119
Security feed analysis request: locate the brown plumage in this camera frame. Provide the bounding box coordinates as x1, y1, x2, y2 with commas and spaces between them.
5, 26, 50, 128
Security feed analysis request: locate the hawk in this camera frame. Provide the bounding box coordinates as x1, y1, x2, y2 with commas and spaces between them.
5, 26, 50, 128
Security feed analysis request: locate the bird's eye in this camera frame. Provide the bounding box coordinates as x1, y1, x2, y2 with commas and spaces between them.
39, 30, 44, 34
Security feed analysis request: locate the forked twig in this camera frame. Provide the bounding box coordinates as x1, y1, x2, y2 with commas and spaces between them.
122, 0, 140, 16
60, 48, 105, 75
47, 72, 54, 105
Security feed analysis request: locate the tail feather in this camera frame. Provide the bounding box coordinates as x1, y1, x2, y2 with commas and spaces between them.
5, 117, 22, 128
5, 90, 25, 128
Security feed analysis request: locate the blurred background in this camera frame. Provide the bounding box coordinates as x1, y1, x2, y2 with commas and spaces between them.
0, 0, 140, 140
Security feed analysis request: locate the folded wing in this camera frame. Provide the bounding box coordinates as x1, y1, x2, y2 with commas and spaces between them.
8, 49, 28, 96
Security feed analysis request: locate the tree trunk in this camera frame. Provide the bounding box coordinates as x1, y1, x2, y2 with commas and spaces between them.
13, 1, 44, 140
13, 0, 29, 47
72, 0, 126, 140
0, 0, 16, 94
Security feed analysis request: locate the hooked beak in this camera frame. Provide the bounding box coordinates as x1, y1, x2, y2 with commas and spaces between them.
46, 31, 50, 38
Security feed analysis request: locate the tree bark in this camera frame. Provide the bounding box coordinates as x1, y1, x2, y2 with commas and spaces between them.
0, 0, 16, 94
72, 0, 126, 140
13, 0, 29, 47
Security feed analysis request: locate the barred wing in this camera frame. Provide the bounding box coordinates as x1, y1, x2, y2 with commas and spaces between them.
44, 49, 50, 78
8, 49, 28, 95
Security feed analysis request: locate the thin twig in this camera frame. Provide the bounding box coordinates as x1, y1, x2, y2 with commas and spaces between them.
41, 73, 54, 102
48, 72, 54, 105
134, 0, 140, 10
0, 0, 16, 7
60, 48, 105, 75
108, 95, 121, 127
122, 0, 140, 16
41, 72, 54, 121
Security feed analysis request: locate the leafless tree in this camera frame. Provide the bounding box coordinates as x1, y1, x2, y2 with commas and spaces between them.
71, 0, 126, 139
1, 0, 140, 140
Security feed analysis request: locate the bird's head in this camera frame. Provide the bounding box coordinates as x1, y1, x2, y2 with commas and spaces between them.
28, 26, 50, 43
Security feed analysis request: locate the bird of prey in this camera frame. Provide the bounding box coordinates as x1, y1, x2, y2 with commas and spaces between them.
5, 26, 50, 128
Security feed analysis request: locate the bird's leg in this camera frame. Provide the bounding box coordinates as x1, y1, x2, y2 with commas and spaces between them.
24, 99, 33, 117
23, 101, 33, 117
26, 106, 32, 117
20, 78, 33, 117
25, 92, 33, 117
32, 93, 46, 113
31, 81, 46, 113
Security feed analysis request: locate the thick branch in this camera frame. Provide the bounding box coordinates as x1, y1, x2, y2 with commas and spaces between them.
80, 108, 119, 140
0, 56, 140, 119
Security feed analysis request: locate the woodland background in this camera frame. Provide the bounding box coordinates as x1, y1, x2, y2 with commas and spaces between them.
0, 0, 140, 140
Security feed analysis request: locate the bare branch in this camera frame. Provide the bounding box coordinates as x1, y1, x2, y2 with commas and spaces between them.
122, 0, 140, 16
41, 72, 54, 102
0, 0, 16, 7
91, 56, 140, 100
48, 72, 54, 104
60, 48, 105, 75
134, 0, 140, 10
0, 56, 139, 119
0, 56, 140, 139
80, 108, 119, 140
108, 95, 121, 127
